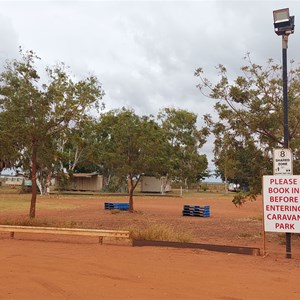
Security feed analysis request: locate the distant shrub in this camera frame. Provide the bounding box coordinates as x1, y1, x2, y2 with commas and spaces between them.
103, 177, 127, 192
202, 183, 208, 191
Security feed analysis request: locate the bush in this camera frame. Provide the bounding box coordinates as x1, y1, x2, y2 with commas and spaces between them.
201, 183, 208, 191
55, 172, 72, 191
124, 223, 193, 242
103, 176, 127, 192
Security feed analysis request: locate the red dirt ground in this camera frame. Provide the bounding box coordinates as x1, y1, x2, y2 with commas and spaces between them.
1, 193, 300, 299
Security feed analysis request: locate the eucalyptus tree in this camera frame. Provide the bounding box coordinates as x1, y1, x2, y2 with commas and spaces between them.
95, 108, 170, 212
0, 48, 104, 217
158, 107, 209, 190
195, 55, 300, 203
56, 117, 100, 173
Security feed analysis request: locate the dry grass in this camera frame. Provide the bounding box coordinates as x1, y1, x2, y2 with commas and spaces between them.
124, 223, 194, 242
0, 216, 83, 228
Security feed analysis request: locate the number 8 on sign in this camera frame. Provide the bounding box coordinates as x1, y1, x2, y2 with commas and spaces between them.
273, 148, 293, 175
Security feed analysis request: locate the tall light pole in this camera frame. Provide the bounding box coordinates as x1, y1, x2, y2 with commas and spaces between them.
273, 8, 295, 259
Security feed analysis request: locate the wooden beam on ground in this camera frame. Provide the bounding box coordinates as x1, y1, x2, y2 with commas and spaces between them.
133, 240, 261, 256
0, 225, 131, 244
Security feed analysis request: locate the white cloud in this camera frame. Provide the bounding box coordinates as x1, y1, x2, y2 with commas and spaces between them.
0, 0, 299, 174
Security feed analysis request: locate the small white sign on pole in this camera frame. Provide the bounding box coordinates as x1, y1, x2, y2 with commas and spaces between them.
273, 148, 293, 175
263, 175, 300, 233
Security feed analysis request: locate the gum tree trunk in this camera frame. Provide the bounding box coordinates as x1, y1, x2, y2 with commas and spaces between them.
29, 138, 38, 218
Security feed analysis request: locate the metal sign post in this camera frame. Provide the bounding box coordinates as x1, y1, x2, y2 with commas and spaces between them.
272, 148, 294, 258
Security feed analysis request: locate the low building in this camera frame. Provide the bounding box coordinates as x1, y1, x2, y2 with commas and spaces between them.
0, 175, 24, 186
71, 173, 103, 192
140, 176, 171, 193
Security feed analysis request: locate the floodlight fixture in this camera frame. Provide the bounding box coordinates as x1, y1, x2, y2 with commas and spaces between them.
273, 8, 295, 35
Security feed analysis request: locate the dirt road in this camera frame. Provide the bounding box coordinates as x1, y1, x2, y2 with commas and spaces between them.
1, 193, 300, 299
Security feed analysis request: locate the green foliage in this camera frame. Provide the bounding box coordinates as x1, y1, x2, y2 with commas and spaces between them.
57, 118, 101, 173
55, 172, 72, 191
232, 192, 257, 207
196, 54, 300, 202
94, 108, 170, 211
102, 176, 127, 193
201, 183, 208, 191
96, 108, 169, 177
158, 107, 209, 188
0, 48, 104, 217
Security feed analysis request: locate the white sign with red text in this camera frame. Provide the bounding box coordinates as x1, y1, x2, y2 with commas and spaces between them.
263, 175, 300, 233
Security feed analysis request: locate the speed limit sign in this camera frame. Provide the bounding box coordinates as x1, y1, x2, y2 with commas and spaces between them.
273, 148, 293, 175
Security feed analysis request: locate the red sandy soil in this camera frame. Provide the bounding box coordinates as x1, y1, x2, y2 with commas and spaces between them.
1, 193, 300, 299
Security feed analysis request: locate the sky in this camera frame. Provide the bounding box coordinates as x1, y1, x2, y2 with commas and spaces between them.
1, 0, 300, 179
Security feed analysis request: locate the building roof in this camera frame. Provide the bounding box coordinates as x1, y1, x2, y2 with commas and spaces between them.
72, 173, 99, 178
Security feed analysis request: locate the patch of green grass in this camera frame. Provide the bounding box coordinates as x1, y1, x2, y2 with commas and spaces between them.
124, 223, 194, 243
0, 186, 22, 194
0, 198, 30, 211
0, 217, 82, 228
37, 201, 78, 210
0, 197, 78, 212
